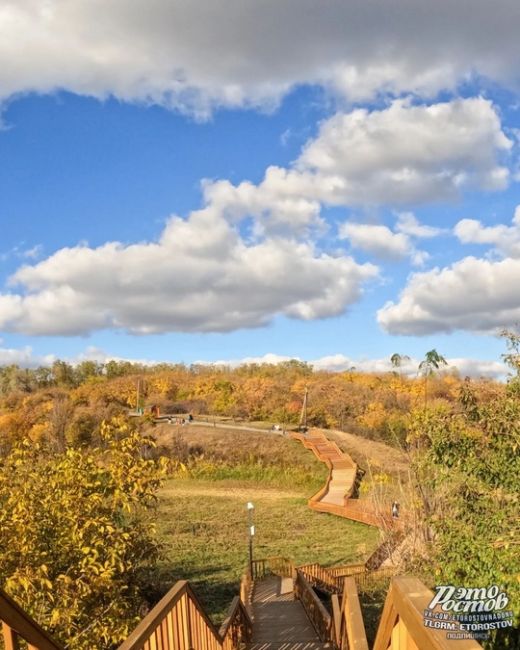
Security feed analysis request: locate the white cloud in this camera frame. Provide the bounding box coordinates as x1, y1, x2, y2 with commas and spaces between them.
1, 2, 520, 116
199, 351, 507, 379
310, 353, 507, 379
339, 223, 411, 261
0, 208, 377, 336
0, 345, 506, 380
378, 256, 520, 335
200, 99, 511, 231
297, 98, 511, 204
0, 345, 55, 368
0, 96, 510, 336
395, 212, 444, 239
454, 205, 520, 257
338, 212, 444, 265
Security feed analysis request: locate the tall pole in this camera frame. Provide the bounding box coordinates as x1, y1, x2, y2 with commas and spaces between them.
136, 378, 140, 414
299, 386, 308, 430
247, 502, 255, 577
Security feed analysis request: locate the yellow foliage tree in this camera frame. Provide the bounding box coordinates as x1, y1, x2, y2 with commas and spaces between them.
0, 417, 168, 649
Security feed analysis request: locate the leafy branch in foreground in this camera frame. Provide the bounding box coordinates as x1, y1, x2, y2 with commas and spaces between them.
0, 417, 168, 650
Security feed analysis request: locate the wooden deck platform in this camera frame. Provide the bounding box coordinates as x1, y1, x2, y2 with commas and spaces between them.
247, 576, 330, 650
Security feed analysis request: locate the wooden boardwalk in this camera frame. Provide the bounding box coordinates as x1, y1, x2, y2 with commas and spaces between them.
247, 576, 330, 650
290, 431, 397, 529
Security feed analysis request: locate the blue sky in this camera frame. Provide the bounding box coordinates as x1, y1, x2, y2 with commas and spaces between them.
1, 1, 520, 377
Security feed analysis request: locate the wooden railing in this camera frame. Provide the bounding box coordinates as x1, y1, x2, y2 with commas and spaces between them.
239, 572, 253, 617
251, 556, 294, 579
297, 562, 396, 599
329, 564, 367, 578
297, 563, 342, 593
0, 588, 63, 650
294, 570, 332, 643
117, 580, 252, 650
373, 576, 482, 650
331, 577, 368, 650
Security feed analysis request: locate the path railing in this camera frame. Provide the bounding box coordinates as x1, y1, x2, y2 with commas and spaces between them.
251, 556, 294, 579
294, 570, 332, 643
297, 562, 343, 593
373, 576, 482, 650
296, 561, 396, 598
116, 580, 251, 650
331, 577, 368, 650
0, 588, 64, 650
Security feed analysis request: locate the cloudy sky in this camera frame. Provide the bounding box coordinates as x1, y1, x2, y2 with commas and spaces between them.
1, 0, 519, 376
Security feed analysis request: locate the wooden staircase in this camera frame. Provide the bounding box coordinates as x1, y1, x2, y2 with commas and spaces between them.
0, 556, 483, 650
247, 575, 329, 650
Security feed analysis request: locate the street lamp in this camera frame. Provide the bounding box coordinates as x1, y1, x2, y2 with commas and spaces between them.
247, 502, 255, 577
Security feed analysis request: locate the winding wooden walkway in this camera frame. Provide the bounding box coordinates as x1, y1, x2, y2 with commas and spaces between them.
247, 576, 329, 650
290, 431, 397, 529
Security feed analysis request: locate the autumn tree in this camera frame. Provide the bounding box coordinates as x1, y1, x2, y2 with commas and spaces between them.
0, 417, 168, 649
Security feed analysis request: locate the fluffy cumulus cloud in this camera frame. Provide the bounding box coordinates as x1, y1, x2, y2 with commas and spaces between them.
455, 205, 520, 257
1, 1, 520, 116
202, 99, 511, 220
379, 204, 520, 336
395, 212, 445, 239
310, 353, 507, 379
339, 223, 411, 260
0, 95, 510, 336
297, 98, 511, 203
338, 215, 439, 266
0, 209, 377, 336
377, 256, 520, 335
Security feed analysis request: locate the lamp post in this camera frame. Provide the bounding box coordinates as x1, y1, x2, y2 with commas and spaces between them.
247, 502, 255, 577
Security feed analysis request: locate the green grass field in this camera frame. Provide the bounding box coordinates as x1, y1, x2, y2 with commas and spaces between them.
153, 476, 380, 623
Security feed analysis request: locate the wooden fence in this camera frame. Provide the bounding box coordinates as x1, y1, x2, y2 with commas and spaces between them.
0, 588, 63, 650
117, 580, 251, 650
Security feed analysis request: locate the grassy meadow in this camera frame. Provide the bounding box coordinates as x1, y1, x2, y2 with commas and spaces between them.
150, 425, 381, 622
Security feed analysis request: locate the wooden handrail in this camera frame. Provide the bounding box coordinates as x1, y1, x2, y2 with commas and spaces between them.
294, 570, 332, 643
117, 579, 252, 650
373, 577, 482, 650
239, 572, 253, 617
0, 588, 64, 650
331, 577, 368, 650
218, 596, 253, 647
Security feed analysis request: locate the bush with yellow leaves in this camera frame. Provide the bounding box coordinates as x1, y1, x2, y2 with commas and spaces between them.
0, 417, 168, 649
